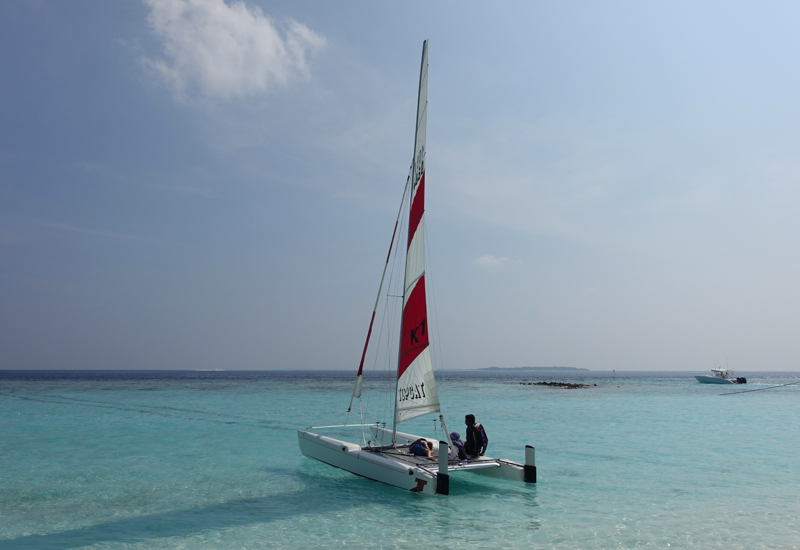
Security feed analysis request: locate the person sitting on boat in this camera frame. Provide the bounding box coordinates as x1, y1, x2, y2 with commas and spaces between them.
464, 414, 488, 458
409, 439, 434, 458
449, 431, 467, 460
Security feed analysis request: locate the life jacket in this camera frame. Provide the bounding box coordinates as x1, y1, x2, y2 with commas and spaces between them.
465, 423, 488, 455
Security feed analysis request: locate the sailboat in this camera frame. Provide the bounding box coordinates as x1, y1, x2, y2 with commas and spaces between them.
297, 41, 536, 495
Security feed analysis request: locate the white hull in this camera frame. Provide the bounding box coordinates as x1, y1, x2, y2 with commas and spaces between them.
298, 427, 530, 495
695, 375, 734, 384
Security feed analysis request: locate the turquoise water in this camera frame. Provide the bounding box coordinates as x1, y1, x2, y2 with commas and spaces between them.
1, 370, 799, 549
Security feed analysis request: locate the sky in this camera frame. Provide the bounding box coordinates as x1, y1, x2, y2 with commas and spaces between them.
2, 0, 800, 372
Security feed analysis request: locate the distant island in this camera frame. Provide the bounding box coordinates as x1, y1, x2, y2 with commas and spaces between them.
479, 366, 589, 371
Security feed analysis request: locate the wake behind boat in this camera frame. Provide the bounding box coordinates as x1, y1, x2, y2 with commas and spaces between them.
297, 41, 536, 495
695, 367, 747, 384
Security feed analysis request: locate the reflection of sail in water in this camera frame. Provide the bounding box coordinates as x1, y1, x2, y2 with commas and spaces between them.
297, 41, 537, 495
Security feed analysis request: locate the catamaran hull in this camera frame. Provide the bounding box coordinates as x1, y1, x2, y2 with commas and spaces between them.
470, 460, 526, 482
297, 428, 530, 495
297, 430, 439, 495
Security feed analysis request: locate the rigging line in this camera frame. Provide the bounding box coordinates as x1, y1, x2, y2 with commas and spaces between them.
383, 199, 407, 402
423, 215, 449, 416
381, 281, 401, 420
366, 288, 389, 417
314, 409, 352, 430
367, 205, 406, 425
369, 295, 390, 419
367, 304, 384, 418
360, 400, 368, 445
365, 181, 409, 420
349, 166, 414, 412
383, 195, 410, 419
381, 290, 398, 419
358, 399, 381, 425
721, 380, 800, 395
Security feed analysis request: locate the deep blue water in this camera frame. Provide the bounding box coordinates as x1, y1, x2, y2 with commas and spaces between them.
2, 369, 799, 549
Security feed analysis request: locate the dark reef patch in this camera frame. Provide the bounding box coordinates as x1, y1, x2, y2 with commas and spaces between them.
519, 381, 595, 389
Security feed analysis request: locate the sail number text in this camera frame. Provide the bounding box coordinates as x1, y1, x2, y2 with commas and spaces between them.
409, 319, 426, 344
399, 382, 426, 402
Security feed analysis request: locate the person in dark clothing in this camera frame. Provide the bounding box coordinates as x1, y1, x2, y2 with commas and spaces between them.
464, 414, 488, 458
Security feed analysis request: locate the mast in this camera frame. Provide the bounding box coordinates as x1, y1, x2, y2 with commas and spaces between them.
393, 40, 440, 442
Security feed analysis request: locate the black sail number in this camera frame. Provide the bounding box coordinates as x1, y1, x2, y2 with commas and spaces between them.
409, 319, 426, 345
399, 382, 426, 402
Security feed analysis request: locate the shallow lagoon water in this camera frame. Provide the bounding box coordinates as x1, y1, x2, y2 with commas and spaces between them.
1, 370, 799, 549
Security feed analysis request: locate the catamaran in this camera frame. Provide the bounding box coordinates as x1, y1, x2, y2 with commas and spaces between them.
297, 41, 536, 495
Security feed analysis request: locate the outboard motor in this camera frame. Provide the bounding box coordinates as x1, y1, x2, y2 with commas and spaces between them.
736, 377, 747, 384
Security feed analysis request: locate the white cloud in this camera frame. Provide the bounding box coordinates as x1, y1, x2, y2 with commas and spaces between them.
142, 0, 325, 101
472, 255, 513, 268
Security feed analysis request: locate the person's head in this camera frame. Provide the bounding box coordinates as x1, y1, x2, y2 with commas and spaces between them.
450, 431, 461, 441
465, 414, 475, 426
425, 440, 433, 450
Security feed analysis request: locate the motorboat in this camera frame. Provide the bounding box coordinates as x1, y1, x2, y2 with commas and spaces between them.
695, 368, 746, 384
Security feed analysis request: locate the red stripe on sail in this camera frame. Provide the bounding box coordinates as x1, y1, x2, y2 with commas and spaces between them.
398, 275, 429, 378
407, 172, 425, 248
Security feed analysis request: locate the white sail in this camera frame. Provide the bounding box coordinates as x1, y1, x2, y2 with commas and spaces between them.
395, 40, 440, 425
